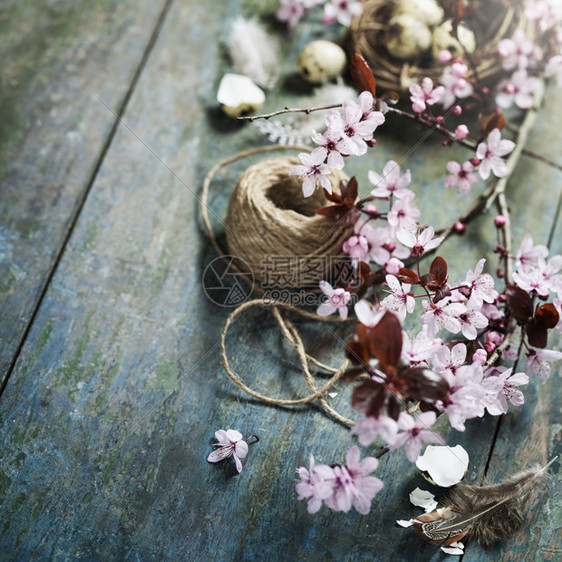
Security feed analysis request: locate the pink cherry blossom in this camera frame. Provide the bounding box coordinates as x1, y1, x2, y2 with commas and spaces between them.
397, 226, 444, 257
324, 446, 383, 515
311, 113, 357, 169
525, 348, 562, 379
546, 54, 562, 87
207, 429, 250, 473
460, 258, 496, 308
340, 93, 385, 154
360, 223, 409, 266
475, 128, 515, 180
296, 454, 337, 514
323, 0, 363, 27
432, 343, 467, 379
289, 150, 332, 197
409, 77, 445, 113
484, 367, 529, 415
438, 363, 490, 431
421, 298, 466, 337
515, 234, 549, 268
401, 327, 442, 366
317, 280, 351, 319
350, 414, 399, 447
496, 70, 540, 109
368, 160, 412, 199
390, 412, 444, 462
343, 234, 370, 263
456, 304, 489, 340
387, 191, 420, 233
498, 29, 541, 71
354, 299, 385, 327
440, 62, 474, 109
444, 160, 478, 194
276, 0, 306, 28
380, 274, 415, 321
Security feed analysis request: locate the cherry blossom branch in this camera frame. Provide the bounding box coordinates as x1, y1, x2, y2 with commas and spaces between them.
239, 101, 478, 151
239, 103, 341, 122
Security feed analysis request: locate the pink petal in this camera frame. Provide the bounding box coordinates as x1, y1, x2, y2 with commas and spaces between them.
207, 447, 233, 463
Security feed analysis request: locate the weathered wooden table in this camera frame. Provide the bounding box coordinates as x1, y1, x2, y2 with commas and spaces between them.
0, 1, 560, 560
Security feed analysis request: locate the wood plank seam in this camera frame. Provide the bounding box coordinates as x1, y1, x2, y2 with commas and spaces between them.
0, 0, 175, 400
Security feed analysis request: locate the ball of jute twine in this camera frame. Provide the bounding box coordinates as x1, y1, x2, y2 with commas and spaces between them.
200, 145, 357, 426
349, 0, 533, 94
226, 155, 350, 285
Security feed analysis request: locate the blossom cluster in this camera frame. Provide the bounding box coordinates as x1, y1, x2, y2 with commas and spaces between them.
276, 0, 363, 29
296, 447, 382, 514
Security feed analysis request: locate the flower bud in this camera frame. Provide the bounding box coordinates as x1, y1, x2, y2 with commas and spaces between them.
494, 215, 506, 228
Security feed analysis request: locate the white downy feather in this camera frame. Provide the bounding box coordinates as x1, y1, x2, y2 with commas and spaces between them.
228, 17, 279, 90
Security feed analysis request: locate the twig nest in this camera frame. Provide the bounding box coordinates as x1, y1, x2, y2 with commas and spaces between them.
385, 14, 432, 61
298, 40, 347, 84
432, 20, 476, 60
393, 0, 444, 26
225, 156, 349, 286
217, 73, 265, 118
416, 445, 470, 487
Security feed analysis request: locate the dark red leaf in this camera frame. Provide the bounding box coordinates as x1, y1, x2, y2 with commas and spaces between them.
342, 176, 359, 202
386, 394, 401, 421
316, 205, 344, 217
345, 337, 369, 366
323, 189, 342, 203
350, 53, 376, 96
396, 268, 419, 284
341, 367, 367, 385
351, 380, 386, 417
505, 285, 533, 322
393, 368, 449, 403
358, 261, 371, 282
527, 319, 548, 348
535, 303, 559, 329
482, 112, 506, 136
429, 256, 448, 286
368, 311, 403, 371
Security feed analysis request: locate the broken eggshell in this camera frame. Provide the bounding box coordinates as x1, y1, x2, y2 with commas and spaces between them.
217, 73, 265, 118
298, 40, 347, 84
415, 444, 470, 487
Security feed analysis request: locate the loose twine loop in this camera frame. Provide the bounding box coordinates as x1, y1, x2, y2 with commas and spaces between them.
200, 145, 357, 426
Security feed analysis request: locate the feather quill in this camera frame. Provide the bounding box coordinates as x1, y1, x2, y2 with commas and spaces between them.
228, 17, 279, 90
413, 457, 556, 546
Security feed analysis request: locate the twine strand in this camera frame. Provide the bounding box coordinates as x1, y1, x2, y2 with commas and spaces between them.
202, 146, 356, 426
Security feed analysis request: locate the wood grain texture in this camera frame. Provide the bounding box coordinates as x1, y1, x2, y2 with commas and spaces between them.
0, 0, 170, 385
0, 0, 560, 560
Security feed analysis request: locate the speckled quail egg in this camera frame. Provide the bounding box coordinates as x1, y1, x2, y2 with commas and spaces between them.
393, 0, 444, 26
385, 14, 432, 61
298, 40, 347, 84
432, 20, 476, 60
217, 73, 265, 118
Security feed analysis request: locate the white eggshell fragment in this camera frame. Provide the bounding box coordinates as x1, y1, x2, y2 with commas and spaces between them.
217, 73, 265, 118
416, 445, 470, 487
432, 20, 476, 60
394, 0, 444, 26
298, 40, 347, 84
409, 487, 438, 512
385, 14, 432, 61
